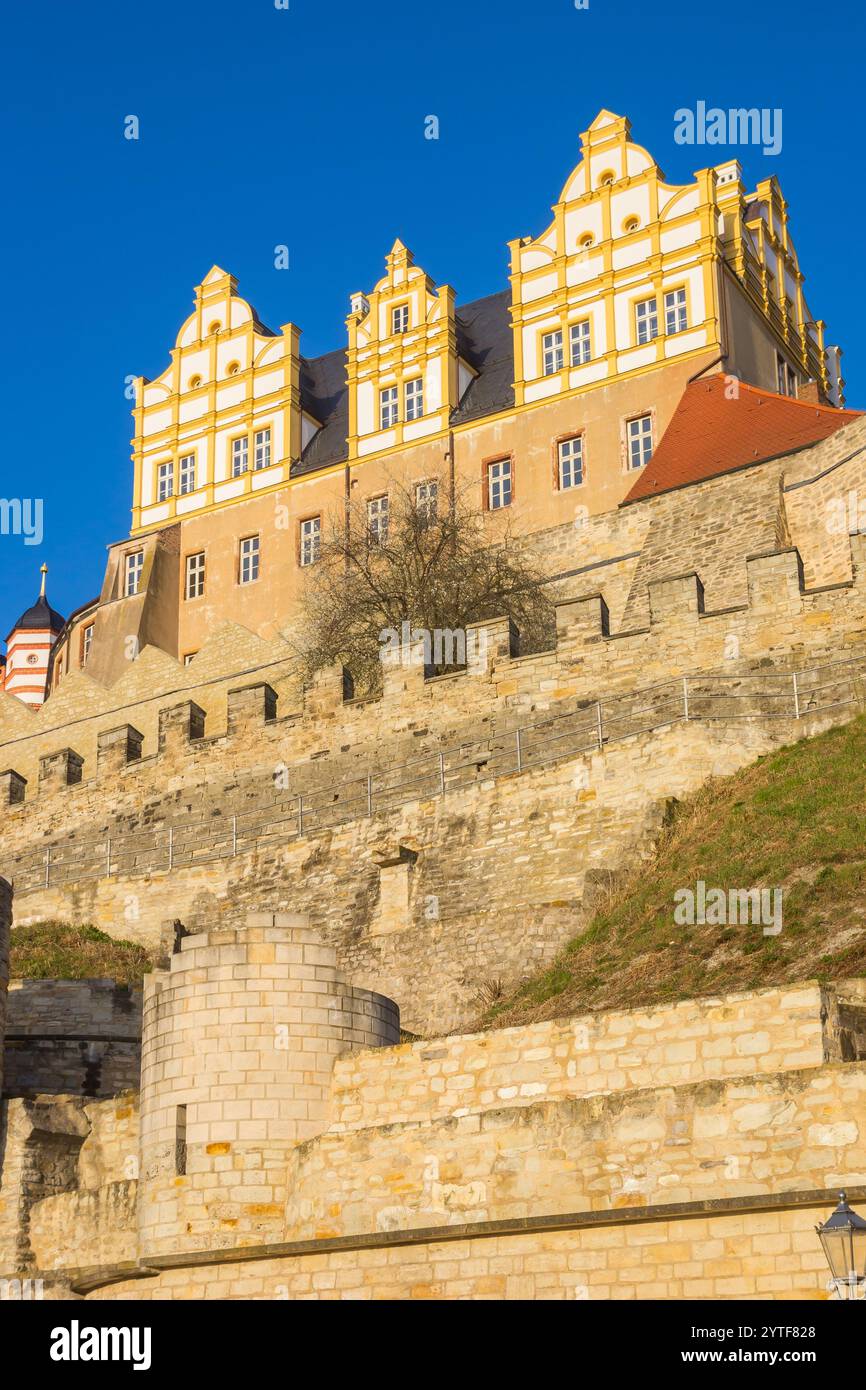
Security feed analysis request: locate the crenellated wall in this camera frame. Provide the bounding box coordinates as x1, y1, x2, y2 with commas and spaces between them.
4, 523, 866, 1030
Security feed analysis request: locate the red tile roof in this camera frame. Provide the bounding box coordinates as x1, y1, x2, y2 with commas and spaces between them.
623, 375, 862, 504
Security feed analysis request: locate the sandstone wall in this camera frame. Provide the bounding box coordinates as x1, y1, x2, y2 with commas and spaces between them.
138, 915, 398, 1258
2, 979, 142, 1099
26, 977, 861, 1302
5, 532, 866, 1032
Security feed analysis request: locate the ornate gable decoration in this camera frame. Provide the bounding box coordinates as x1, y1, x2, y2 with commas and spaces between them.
508, 109, 719, 406
345, 240, 463, 458
131, 267, 306, 533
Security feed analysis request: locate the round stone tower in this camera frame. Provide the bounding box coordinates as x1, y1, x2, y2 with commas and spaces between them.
137, 912, 399, 1258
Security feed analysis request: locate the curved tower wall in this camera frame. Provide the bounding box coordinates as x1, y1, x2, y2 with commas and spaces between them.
138, 912, 399, 1257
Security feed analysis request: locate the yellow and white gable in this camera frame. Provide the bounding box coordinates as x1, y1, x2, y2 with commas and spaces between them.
508, 110, 720, 406
345, 240, 474, 458
132, 267, 317, 533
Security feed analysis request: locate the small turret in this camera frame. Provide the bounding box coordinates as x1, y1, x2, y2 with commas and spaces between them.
1, 565, 65, 709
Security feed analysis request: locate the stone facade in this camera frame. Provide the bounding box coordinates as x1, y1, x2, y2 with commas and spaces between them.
3, 979, 141, 1099
3, 970, 866, 1300
3, 416, 866, 1298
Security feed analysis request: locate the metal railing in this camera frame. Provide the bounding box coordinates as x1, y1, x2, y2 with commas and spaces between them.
7, 652, 866, 895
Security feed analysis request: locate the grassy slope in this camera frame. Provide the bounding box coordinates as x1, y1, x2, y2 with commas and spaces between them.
10, 922, 152, 986
482, 714, 866, 1030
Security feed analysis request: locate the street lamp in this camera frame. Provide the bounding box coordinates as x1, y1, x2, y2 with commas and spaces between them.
816, 1192, 866, 1300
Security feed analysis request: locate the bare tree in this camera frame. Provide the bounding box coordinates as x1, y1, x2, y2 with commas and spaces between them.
293, 475, 554, 694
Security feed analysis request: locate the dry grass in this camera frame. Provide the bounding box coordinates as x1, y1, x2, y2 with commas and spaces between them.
481, 714, 866, 1029
10, 921, 152, 985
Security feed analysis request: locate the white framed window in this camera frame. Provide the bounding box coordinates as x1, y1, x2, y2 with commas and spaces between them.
664, 287, 687, 335
300, 516, 321, 567
254, 427, 271, 471
82, 624, 94, 666
558, 436, 584, 490
392, 304, 409, 334
231, 436, 249, 476
542, 329, 564, 376
635, 297, 659, 345
415, 479, 438, 525
570, 320, 591, 366
239, 535, 260, 585
628, 415, 653, 469
380, 386, 399, 430
405, 377, 424, 421
776, 354, 797, 397
179, 454, 196, 495
488, 458, 512, 510
125, 552, 144, 597
185, 552, 205, 600
157, 461, 174, 501
367, 495, 390, 545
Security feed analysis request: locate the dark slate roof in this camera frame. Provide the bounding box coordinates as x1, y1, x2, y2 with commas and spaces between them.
291, 289, 515, 478
295, 349, 351, 477
450, 288, 515, 426
7, 593, 66, 643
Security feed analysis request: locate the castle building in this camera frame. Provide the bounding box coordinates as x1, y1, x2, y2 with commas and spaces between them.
4, 108, 866, 1302
29, 109, 850, 693
0, 567, 65, 709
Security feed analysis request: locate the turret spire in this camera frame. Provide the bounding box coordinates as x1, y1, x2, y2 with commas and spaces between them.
40, 563, 48, 598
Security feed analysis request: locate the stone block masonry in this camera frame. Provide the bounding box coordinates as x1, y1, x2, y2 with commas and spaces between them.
13, 975, 866, 1301
138, 913, 399, 1258
2, 979, 142, 1099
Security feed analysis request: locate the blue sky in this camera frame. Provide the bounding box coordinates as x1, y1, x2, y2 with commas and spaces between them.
1, 0, 863, 633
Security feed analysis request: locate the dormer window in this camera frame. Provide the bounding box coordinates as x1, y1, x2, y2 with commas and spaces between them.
232, 436, 249, 476
635, 297, 659, 345
254, 427, 271, 470
157, 461, 174, 502
405, 377, 424, 421
380, 386, 399, 430
664, 287, 688, 335
125, 552, 144, 597
392, 304, 409, 334
179, 453, 196, 495
542, 330, 564, 376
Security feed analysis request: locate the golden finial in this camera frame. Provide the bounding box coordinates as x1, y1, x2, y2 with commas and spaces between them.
39, 563, 48, 598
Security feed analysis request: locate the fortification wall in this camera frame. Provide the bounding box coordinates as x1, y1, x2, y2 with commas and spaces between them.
5, 533, 866, 1031
17, 976, 864, 1301
2, 979, 142, 1099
